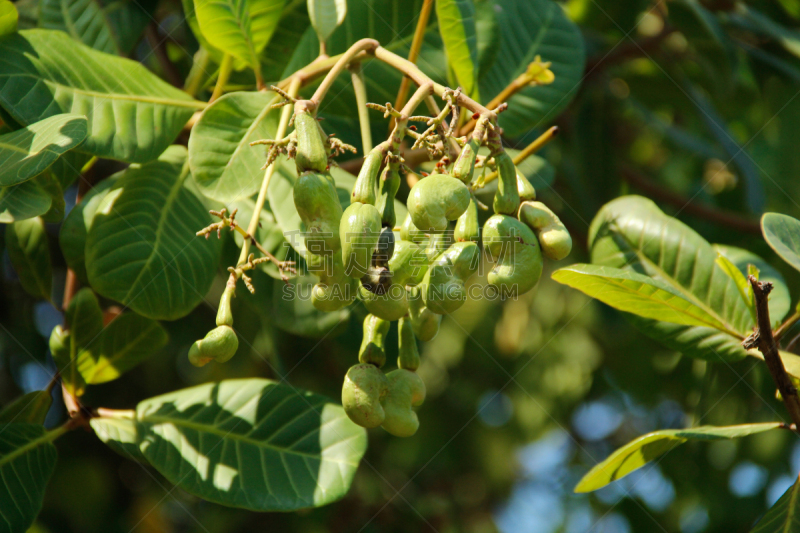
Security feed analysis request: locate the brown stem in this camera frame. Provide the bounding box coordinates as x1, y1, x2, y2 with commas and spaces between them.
744, 276, 800, 430
145, 22, 183, 88
392, 0, 434, 129
620, 167, 762, 235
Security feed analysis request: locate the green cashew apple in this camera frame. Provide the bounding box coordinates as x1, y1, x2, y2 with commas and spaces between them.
483, 214, 543, 297
518, 201, 572, 261
388, 240, 428, 287
421, 241, 481, 315
452, 137, 479, 184
517, 170, 536, 202
376, 163, 401, 227
492, 151, 520, 215
294, 101, 328, 174
397, 317, 420, 371
407, 173, 470, 233
381, 369, 426, 437
216, 285, 234, 326
308, 252, 357, 311
409, 286, 441, 342
372, 226, 395, 269
425, 231, 452, 262
293, 171, 343, 254
340, 202, 382, 278
342, 363, 388, 428
400, 213, 429, 245
454, 198, 480, 243
359, 281, 409, 321
359, 314, 391, 367
188, 325, 238, 367
351, 148, 382, 205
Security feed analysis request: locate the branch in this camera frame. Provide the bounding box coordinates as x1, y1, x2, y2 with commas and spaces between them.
743, 276, 800, 431
620, 167, 762, 235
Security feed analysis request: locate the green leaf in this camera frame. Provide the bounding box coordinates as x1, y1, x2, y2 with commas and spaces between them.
77, 313, 168, 384
5, 217, 52, 301
762, 213, 800, 274
0, 179, 52, 223
193, 0, 285, 71
39, 0, 149, 55
436, 0, 480, 101
0, 424, 59, 533
136, 379, 367, 511
58, 287, 104, 396
587, 195, 755, 362
189, 91, 278, 203
307, 0, 346, 44
85, 146, 223, 320
59, 174, 121, 283
0, 30, 204, 163
35, 171, 65, 223
0, 0, 18, 37
575, 422, 783, 493
715, 253, 755, 322
552, 264, 728, 330
0, 391, 52, 424
0, 114, 87, 188
90, 413, 146, 461
479, 0, 585, 138
752, 478, 800, 532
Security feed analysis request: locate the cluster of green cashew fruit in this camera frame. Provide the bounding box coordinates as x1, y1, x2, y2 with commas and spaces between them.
192, 93, 571, 438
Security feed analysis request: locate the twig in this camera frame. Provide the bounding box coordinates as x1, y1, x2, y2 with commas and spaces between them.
743, 276, 800, 431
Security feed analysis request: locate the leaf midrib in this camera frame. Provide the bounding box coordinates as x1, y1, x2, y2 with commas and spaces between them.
139, 413, 359, 465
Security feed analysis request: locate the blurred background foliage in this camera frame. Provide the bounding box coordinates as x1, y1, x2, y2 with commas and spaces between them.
4, 0, 800, 531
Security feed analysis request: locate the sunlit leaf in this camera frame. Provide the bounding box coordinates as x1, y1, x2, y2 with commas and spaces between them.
436, 0, 480, 100
0, 424, 58, 532
762, 212, 800, 274
85, 146, 222, 320
136, 379, 367, 511
90, 414, 146, 462
752, 477, 800, 532
575, 422, 783, 493
56, 288, 104, 397
552, 264, 727, 330
0, 30, 203, 163
0, 179, 52, 223
5, 217, 52, 301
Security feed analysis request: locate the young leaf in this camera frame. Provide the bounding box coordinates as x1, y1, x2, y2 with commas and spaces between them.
85, 146, 223, 320
588, 196, 755, 362
90, 414, 146, 462
0, 0, 18, 37
575, 422, 783, 493
552, 264, 728, 331
436, 0, 480, 101
193, 0, 285, 72
762, 212, 800, 274
136, 379, 367, 511
39, 0, 149, 55
307, 0, 346, 44
0, 179, 53, 223
715, 253, 756, 322
5, 217, 53, 301
479, 0, 585, 137
0, 391, 53, 424
56, 288, 104, 396
77, 312, 168, 385
751, 477, 800, 532
188, 91, 278, 203
0, 30, 204, 163
0, 424, 59, 532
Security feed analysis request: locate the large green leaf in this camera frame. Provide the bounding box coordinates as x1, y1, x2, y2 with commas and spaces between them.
307, 0, 346, 44
193, 0, 285, 71
436, 0, 480, 101
0, 114, 87, 187
762, 213, 800, 274
0, 179, 52, 223
575, 422, 783, 493
90, 413, 146, 461
136, 379, 367, 511
587, 195, 755, 363
752, 477, 800, 532
85, 146, 221, 320
5, 217, 52, 301
0, 391, 52, 424
59, 174, 121, 283
189, 91, 278, 203
77, 313, 168, 384
0, 424, 58, 533
39, 0, 149, 55
552, 264, 729, 331
0, 30, 204, 163
479, 0, 585, 137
